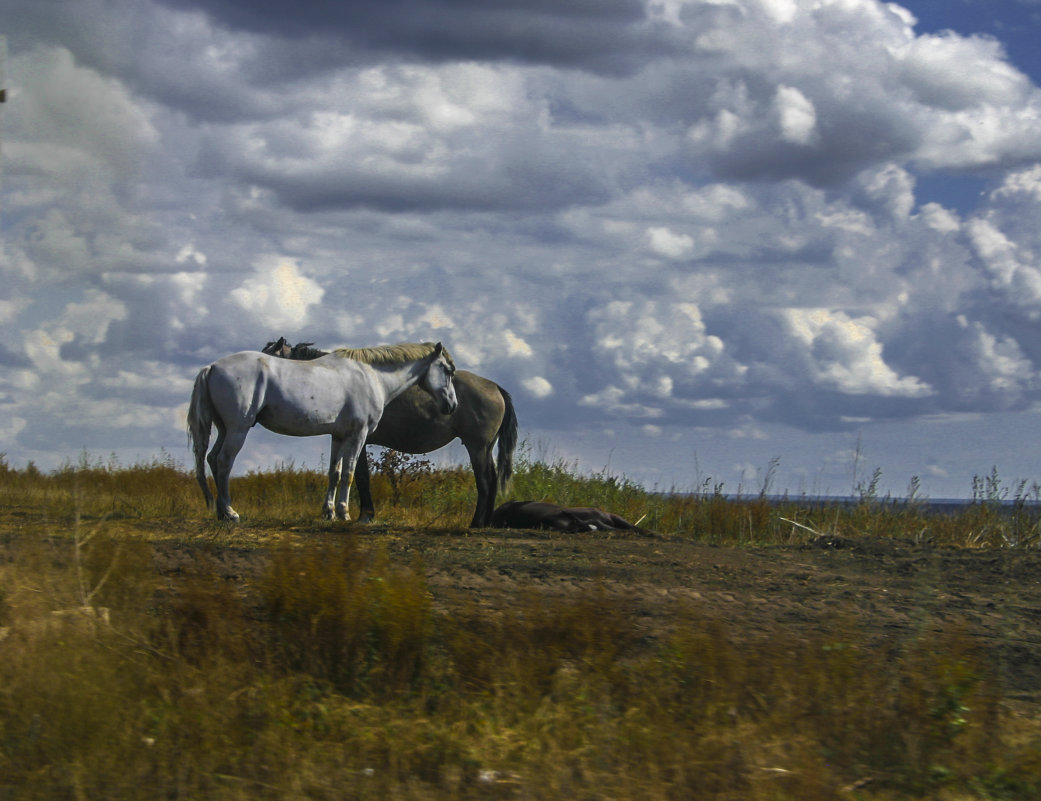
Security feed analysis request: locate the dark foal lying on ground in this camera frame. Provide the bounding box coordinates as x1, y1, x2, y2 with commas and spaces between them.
491, 500, 642, 532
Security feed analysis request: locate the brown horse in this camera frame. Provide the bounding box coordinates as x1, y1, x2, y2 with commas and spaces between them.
263, 337, 518, 527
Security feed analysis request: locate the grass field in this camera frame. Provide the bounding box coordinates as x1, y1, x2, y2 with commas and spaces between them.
1, 450, 1040, 800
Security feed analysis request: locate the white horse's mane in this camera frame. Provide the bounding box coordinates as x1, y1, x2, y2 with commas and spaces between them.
332, 342, 454, 369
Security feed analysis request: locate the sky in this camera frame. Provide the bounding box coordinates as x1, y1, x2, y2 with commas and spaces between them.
3, 0, 1041, 500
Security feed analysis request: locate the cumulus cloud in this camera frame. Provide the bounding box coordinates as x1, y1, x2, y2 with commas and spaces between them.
782, 308, 932, 398
774, 85, 818, 145
677, 0, 1041, 185
590, 300, 723, 376
919, 202, 960, 234
9, 46, 159, 180
3, 0, 1041, 495
1, 44, 171, 288
965, 173, 1041, 319
230, 257, 325, 330
962, 318, 1035, 398
647, 226, 695, 259
577, 299, 747, 422
899, 31, 1030, 112
994, 164, 1041, 204
523, 376, 554, 399
195, 63, 615, 213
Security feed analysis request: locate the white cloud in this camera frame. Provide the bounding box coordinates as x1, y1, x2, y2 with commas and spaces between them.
783, 308, 933, 398
99, 361, 194, 397
967, 216, 1041, 313
176, 244, 208, 266
671, 0, 1041, 184
898, 31, 1031, 111
816, 208, 874, 236
857, 164, 916, 221
170, 272, 208, 306
958, 318, 1035, 398
969, 218, 1018, 278
994, 164, 1041, 203
10, 46, 159, 179
230, 256, 325, 329
580, 386, 664, 418
758, 0, 799, 26
410, 304, 455, 333
919, 203, 960, 233
58, 290, 128, 344
681, 183, 750, 220
774, 85, 817, 145
504, 331, 534, 358
4, 0, 1041, 496
523, 376, 554, 398
591, 300, 724, 376
25, 330, 85, 381
647, 226, 695, 259
199, 60, 615, 212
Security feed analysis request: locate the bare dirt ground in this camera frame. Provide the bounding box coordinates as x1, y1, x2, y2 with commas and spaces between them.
146, 525, 1041, 704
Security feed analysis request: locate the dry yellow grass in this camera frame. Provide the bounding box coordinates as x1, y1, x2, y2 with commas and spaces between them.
1, 453, 1039, 799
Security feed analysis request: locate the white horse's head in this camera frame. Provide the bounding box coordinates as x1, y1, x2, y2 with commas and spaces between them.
420, 342, 458, 415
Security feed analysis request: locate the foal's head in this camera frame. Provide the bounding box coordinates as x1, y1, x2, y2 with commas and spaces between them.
262, 337, 292, 358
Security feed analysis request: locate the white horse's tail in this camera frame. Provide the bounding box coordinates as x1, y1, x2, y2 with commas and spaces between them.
187, 366, 215, 509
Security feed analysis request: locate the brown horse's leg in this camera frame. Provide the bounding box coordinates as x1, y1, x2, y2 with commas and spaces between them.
465, 443, 497, 527
354, 449, 376, 522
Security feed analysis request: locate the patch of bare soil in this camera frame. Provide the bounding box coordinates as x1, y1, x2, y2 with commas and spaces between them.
146, 526, 1041, 703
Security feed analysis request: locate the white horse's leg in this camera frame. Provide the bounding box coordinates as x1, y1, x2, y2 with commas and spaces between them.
323, 438, 344, 520
326, 434, 366, 521
204, 424, 226, 512
211, 427, 248, 522
334, 457, 353, 521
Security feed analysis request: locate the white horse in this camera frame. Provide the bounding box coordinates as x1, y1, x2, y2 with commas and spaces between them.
187, 342, 457, 521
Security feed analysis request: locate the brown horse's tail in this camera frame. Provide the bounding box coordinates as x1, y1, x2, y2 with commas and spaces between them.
495, 385, 518, 493
186, 366, 215, 509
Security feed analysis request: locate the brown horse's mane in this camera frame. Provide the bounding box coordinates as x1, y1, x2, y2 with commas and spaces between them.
332, 342, 454, 370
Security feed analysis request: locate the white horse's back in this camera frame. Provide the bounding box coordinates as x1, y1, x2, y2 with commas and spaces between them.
207, 351, 379, 438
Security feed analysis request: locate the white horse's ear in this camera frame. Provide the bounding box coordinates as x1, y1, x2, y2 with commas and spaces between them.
434, 342, 443, 357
